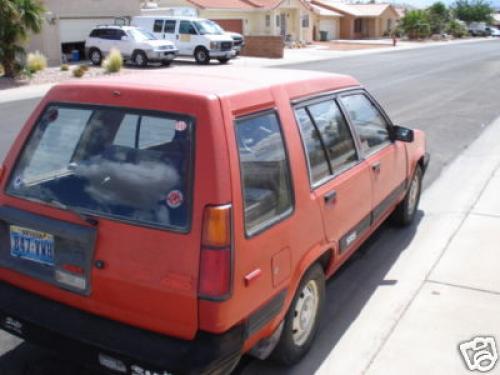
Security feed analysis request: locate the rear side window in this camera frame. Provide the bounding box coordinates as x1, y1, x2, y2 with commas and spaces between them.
339, 94, 390, 155
179, 21, 197, 35
295, 99, 358, 186
8, 104, 193, 231
165, 20, 176, 34
153, 19, 164, 33
235, 111, 293, 235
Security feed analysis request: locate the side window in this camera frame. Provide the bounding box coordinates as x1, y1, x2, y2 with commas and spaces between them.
295, 108, 330, 184
179, 21, 197, 35
89, 29, 101, 38
235, 112, 293, 235
115, 30, 126, 40
340, 94, 390, 155
153, 19, 164, 33
295, 99, 358, 187
165, 20, 176, 34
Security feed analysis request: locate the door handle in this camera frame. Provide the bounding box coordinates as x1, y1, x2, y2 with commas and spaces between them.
324, 190, 337, 205
371, 162, 382, 173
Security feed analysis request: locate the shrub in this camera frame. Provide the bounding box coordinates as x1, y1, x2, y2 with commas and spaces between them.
80, 65, 89, 72
26, 51, 47, 73
446, 19, 469, 37
72, 66, 86, 78
0, 64, 4, 76
102, 48, 123, 73
400, 10, 432, 39
60, 64, 69, 71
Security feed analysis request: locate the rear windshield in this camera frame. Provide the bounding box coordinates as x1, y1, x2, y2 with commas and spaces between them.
7, 104, 193, 231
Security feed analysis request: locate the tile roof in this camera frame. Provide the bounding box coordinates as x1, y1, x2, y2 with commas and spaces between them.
184, 0, 312, 10
312, 1, 397, 17
311, 3, 343, 16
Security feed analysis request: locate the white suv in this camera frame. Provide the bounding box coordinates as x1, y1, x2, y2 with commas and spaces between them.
85, 25, 178, 67
132, 16, 235, 65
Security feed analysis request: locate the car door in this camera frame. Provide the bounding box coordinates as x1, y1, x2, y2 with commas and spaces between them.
294, 97, 372, 257
163, 20, 177, 45
339, 91, 407, 225
178, 20, 199, 55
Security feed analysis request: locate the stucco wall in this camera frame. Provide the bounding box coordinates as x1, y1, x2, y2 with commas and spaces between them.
43, 0, 141, 17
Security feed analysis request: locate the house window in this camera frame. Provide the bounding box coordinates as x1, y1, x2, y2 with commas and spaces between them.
302, 15, 310, 28
265, 14, 271, 27
276, 14, 281, 27
354, 19, 363, 33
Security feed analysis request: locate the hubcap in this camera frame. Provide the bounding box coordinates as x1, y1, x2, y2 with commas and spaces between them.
407, 174, 420, 215
198, 51, 206, 61
91, 52, 100, 63
292, 280, 319, 346
136, 54, 144, 65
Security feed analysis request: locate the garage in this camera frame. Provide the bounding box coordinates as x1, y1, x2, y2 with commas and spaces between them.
319, 18, 338, 40
59, 18, 115, 43
211, 19, 244, 34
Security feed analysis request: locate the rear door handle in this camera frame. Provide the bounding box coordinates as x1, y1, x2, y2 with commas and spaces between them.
371, 162, 382, 173
324, 190, 337, 205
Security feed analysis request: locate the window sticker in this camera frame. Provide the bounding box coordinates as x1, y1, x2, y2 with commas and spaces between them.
175, 121, 188, 132
166, 190, 184, 209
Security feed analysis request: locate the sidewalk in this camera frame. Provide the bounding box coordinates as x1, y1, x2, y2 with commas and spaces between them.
319, 116, 500, 375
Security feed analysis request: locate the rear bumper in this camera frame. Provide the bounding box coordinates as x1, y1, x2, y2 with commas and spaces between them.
0, 281, 244, 375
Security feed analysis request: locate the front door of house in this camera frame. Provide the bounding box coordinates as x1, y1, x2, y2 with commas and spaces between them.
280, 14, 287, 38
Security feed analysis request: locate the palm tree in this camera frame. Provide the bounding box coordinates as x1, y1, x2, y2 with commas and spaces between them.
0, 0, 45, 78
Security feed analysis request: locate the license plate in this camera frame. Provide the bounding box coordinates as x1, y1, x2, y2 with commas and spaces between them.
10, 225, 55, 266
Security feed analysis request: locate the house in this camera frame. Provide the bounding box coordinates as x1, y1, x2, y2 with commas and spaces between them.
312, 1, 400, 39
492, 13, 500, 28
27, 0, 141, 65
150, 0, 340, 43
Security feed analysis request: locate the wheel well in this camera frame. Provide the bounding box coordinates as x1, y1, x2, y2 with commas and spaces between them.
194, 45, 208, 53
132, 49, 145, 58
417, 156, 425, 172
317, 249, 333, 273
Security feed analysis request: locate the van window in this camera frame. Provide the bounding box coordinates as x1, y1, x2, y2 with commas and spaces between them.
165, 20, 176, 34
8, 104, 193, 231
153, 20, 164, 33
340, 94, 390, 155
235, 111, 293, 235
179, 21, 197, 35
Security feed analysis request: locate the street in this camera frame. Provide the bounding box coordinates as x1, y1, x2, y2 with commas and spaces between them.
0, 39, 500, 375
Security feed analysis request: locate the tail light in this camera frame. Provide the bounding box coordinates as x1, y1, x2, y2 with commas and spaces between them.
199, 204, 232, 299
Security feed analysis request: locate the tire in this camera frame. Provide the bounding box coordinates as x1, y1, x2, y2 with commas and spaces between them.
271, 264, 325, 366
194, 47, 210, 65
133, 51, 148, 67
217, 57, 230, 64
392, 165, 423, 226
88, 48, 102, 66
161, 60, 172, 67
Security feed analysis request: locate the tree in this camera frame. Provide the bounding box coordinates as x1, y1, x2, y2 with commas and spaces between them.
427, 2, 450, 34
0, 0, 45, 78
400, 10, 432, 39
453, 0, 493, 23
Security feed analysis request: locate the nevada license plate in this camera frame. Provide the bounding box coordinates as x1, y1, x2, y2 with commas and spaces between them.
10, 225, 55, 266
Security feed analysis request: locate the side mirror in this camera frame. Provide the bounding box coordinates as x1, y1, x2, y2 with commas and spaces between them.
392, 125, 414, 143
121, 35, 129, 41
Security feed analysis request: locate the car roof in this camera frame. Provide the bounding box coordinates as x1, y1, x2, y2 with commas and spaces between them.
92, 25, 138, 30
135, 15, 205, 21
55, 68, 360, 105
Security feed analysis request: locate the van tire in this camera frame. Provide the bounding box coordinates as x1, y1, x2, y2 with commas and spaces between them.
270, 264, 325, 366
133, 51, 148, 67
392, 165, 422, 226
194, 47, 210, 65
88, 48, 102, 66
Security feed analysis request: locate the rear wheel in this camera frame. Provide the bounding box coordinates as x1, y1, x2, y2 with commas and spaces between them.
392, 165, 423, 226
270, 264, 325, 366
88, 48, 102, 66
133, 51, 148, 67
161, 60, 172, 67
194, 47, 210, 65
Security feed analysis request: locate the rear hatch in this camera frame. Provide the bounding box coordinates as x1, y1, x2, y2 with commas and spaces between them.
0, 101, 202, 339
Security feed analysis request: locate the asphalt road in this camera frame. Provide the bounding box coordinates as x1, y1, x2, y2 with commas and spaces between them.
0, 39, 500, 375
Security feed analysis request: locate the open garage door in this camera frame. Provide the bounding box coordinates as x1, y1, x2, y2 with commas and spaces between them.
319, 18, 338, 40
211, 19, 244, 34
59, 18, 115, 43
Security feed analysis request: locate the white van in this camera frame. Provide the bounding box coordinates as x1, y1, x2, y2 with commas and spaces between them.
133, 16, 235, 64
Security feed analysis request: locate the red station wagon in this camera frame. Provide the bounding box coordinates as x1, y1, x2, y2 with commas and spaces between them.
0, 69, 429, 375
